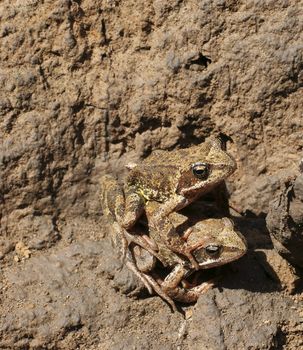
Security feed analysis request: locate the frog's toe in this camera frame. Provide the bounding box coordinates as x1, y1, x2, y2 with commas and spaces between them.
125, 260, 154, 295
192, 280, 214, 296
144, 274, 178, 312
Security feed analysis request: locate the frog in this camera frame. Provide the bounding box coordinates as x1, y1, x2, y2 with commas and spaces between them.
100, 175, 247, 311
125, 213, 247, 310
121, 136, 237, 267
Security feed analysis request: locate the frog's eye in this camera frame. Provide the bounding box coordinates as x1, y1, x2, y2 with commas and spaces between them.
205, 244, 221, 256
192, 244, 222, 262
192, 162, 210, 180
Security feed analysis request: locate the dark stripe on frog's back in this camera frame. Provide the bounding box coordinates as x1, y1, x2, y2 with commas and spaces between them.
127, 165, 179, 202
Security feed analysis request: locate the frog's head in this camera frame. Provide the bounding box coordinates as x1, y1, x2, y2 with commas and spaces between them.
186, 218, 247, 269
176, 137, 236, 197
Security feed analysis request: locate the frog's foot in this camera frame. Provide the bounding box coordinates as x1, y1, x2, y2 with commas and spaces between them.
125, 260, 154, 295
165, 280, 214, 303
143, 274, 178, 313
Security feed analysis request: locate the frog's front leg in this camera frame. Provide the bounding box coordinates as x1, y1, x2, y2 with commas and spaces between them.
149, 214, 200, 270
122, 186, 146, 230
166, 280, 214, 303
153, 195, 188, 221
100, 175, 158, 255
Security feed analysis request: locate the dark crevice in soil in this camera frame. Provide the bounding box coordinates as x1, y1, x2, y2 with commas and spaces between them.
185, 53, 212, 69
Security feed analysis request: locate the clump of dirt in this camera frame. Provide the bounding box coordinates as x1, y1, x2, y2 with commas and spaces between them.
0, 0, 302, 348
267, 173, 303, 269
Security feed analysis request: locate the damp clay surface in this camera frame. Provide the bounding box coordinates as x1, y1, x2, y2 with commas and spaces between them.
0, 0, 302, 349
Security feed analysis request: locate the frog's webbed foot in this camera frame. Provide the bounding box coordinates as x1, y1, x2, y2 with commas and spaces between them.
124, 258, 154, 295
160, 265, 215, 303
166, 280, 214, 303
143, 274, 178, 312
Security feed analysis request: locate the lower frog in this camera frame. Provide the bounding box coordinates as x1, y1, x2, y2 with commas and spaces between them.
133, 208, 247, 306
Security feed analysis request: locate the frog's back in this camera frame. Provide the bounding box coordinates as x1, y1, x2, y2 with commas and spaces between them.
143, 141, 212, 168
127, 165, 178, 201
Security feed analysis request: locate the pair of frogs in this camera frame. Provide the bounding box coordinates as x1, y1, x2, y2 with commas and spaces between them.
101, 137, 247, 311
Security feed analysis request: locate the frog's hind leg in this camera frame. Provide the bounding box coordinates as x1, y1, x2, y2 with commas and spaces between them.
110, 222, 155, 296
124, 257, 154, 295
123, 234, 177, 311
100, 176, 162, 297
125, 242, 177, 312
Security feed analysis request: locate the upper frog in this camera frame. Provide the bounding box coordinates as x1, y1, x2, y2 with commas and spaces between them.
128, 136, 235, 201
122, 136, 236, 230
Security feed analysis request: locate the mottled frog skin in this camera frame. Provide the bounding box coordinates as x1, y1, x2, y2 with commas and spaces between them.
122, 137, 236, 226
100, 174, 247, 311
134, 206, 247, 307
122, 137, 237, 266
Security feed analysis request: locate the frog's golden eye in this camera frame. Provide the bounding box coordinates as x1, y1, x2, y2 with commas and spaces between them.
192, 162, 210, 180
205, 244, 222, 256
193, 244, 222, 262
